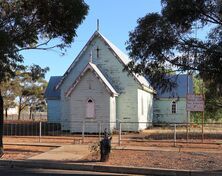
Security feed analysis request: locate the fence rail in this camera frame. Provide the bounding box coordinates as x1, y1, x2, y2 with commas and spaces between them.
3, 120, 222, 146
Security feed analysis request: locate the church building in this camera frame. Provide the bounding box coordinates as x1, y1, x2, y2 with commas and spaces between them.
45, 30, 193, 132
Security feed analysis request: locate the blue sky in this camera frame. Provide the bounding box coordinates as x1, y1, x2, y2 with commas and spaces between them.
21, 0, 161, 81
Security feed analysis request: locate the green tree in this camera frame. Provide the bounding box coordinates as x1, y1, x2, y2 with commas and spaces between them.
126, 0, 222, 93
27, 79, 47, 120
16, 65, 48, 120
1, 80, 18, 119
192, 75, 222, 122
0, 0, 89, 156
204, 80, 222, 121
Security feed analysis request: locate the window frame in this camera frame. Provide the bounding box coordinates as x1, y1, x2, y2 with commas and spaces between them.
86, 98, 95, 118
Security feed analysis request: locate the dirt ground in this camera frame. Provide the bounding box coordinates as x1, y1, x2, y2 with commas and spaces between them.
2, 136, 222, 171
2, 144, 222, 171
85, 149, 222, 171
1, 145, 55, 160
3, 136, 98, 144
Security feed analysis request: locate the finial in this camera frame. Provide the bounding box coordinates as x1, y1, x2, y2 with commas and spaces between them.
97, 19, 99, 31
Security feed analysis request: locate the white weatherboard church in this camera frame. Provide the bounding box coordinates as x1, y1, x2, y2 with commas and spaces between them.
45, 30, 193, 133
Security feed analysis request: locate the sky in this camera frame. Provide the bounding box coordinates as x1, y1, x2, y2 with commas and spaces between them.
21, 0, 162, 81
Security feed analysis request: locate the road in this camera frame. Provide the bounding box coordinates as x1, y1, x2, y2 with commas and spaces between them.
0, 166, 146, 176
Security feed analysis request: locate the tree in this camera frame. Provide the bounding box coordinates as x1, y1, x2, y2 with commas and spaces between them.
16, 65, 48, 119
1, 80, 18, 119
204, 79, 222, 121
191, 75, 222, 122
27, 79, 47, 120
16, 66, 48, 120
0, 0, 89, 156
126, 0, 222, 93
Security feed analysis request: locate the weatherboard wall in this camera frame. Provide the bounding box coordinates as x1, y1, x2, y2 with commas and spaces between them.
91, 36, 143, 131
61, 36, 141, 131
47, 100, 61, 123
137, 89, 153, 130
153, 98, 188, 123
58, 33, 153, 132
69, 70, 114, 133
59, 37, 94, 130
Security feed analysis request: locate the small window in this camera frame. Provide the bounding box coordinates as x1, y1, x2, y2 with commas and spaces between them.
172, 101, 177, 114
86, 98, 95, 118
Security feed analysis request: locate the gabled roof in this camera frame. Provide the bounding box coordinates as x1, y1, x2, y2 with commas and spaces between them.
44, 76, 61, 100
65, 62, 119, 97
56, 31, 154, 93
156, 74, 193, 98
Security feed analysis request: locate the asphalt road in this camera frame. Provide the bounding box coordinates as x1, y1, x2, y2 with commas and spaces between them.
0, 166, 145, 176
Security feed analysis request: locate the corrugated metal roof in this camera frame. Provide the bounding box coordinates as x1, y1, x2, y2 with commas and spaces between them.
156, 74, 193, 98
56, 31, 154, 93
65, 62, 119, 97
44, 76, 61, 99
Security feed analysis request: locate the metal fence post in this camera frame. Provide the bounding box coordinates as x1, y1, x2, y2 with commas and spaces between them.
82, 121, 85, 143
202, 118, 204, 143
99, 121, 102, 141
39, 121, 42, 143
119, 122, 121, 146
10, 121, 13, 136
174, 123, 176, 147
186, 122, 189, 142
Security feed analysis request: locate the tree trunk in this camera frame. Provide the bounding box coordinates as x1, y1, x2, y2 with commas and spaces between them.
18, 108, 21, 120
18, 97, 22, 120
29, 107, 32, 120
0, 90, 4, 157
5, 108, 8, 120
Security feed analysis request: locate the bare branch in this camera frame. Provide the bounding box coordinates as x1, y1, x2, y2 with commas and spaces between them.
16, 39, 64, 52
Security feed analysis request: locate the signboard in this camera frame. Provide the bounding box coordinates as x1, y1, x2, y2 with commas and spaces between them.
186, 94, 204, 112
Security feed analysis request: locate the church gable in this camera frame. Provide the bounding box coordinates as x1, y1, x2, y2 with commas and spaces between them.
56, 31, 154, 95
68, 68, 115, 131
65, 62, 118, 97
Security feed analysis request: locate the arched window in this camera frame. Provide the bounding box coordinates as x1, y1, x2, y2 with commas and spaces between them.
86, 98, 95, 118
171, 101, 177, 114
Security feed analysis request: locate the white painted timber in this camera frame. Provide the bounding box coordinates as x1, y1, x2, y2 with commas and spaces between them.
56, 31, 154, 132
69, 70, 114, 133
47, 100, 61, 123
65, 62, 118, 97
137, 89, 153, 130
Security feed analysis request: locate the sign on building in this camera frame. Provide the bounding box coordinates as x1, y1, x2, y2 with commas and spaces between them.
186, 94, 204, 112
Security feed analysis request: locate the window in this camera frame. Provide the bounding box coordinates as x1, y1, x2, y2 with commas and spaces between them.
171, 101, 177, 114
86, 98, 95, 118
96, 46, 100, 58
